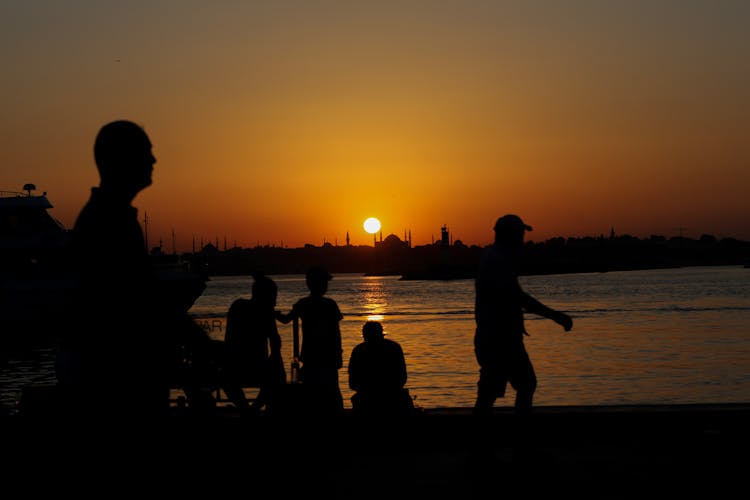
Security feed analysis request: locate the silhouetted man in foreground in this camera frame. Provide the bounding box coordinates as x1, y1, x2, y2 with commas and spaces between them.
57, 120, 210, 417
473, 214, 573, 417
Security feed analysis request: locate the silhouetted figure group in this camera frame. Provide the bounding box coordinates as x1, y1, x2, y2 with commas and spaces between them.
56, 119, 574, 421
217, 269, 418, 418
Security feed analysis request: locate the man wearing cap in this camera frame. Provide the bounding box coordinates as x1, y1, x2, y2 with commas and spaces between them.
473, 214, 573, 416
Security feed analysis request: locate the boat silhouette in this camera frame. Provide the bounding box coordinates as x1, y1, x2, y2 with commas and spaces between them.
0, 184, 207, 347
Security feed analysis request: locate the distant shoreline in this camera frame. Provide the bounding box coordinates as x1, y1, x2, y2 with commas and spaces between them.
195, 234, 750, 278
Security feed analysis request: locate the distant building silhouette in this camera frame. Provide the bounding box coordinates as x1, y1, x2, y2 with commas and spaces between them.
440, 225, 450, 247
187, 228, 750, 278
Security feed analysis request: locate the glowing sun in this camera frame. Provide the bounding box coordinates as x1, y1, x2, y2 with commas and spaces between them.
363, 217, 381, 234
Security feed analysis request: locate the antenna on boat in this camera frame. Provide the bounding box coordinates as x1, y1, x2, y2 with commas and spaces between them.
23, 183, 36, 196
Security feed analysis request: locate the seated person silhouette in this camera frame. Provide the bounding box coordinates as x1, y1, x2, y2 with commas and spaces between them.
222, 274, 286, 416
348, 321, 415, 417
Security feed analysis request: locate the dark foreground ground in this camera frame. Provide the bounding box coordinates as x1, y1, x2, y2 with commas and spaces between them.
4, 402, 747, 499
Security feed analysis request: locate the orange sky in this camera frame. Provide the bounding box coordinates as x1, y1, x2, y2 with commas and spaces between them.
2, 1, 748, 251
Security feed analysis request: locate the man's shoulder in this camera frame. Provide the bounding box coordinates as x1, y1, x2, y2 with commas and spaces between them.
72, 197, 98, 228
303, 295, 340, 307
73, 192, 137, 232
230, 298, 252, 310
322, 296, 340, 306
388, 338, 406, 353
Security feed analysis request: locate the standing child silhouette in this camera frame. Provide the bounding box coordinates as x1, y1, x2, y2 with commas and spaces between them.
277, 265, 344, 416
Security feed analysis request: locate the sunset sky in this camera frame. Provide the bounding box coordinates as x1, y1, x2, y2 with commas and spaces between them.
2, 1, 748, 251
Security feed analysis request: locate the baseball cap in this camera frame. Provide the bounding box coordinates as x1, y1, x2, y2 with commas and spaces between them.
493, 214, 533, 233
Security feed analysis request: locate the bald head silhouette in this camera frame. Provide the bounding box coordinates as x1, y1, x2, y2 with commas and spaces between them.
94, 120, 156, 200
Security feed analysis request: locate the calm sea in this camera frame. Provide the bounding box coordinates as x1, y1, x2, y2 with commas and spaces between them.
2, 265, 749, 413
